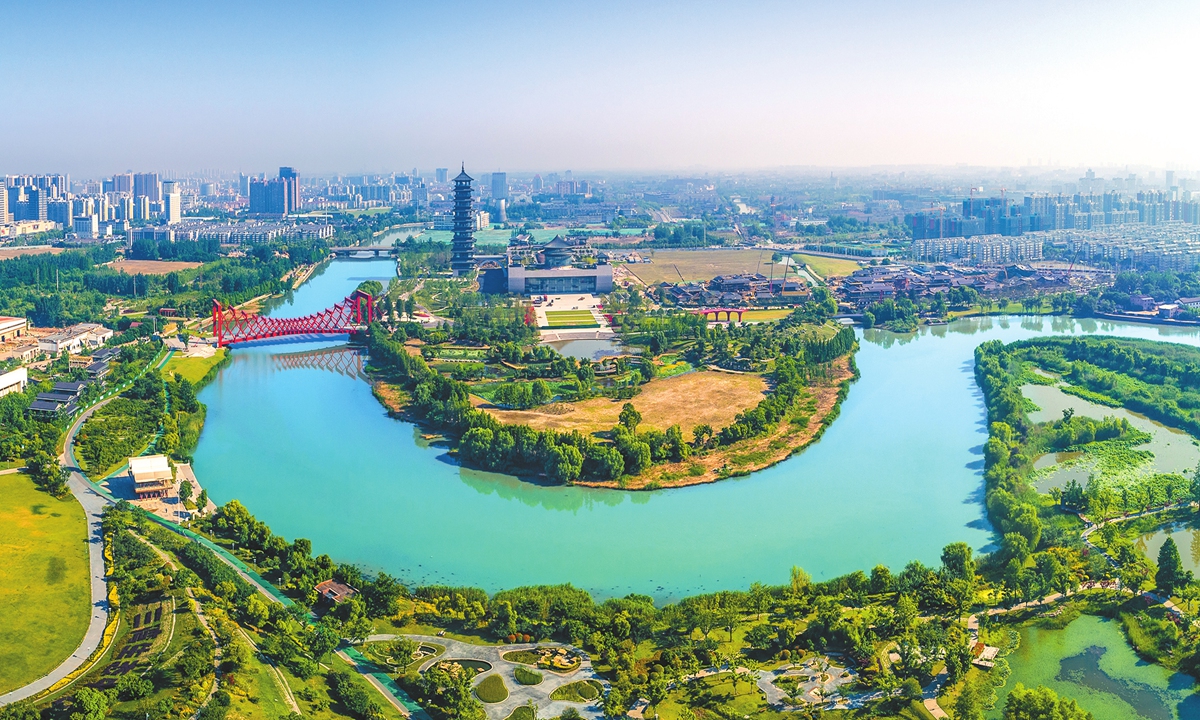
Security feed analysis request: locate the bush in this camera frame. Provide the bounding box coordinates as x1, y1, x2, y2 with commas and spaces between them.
475, 674, 509, 703
514, 666, 543, 685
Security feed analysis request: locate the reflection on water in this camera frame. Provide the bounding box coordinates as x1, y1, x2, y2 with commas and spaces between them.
545, 338, 630, 360
1139, 521, 1200, 577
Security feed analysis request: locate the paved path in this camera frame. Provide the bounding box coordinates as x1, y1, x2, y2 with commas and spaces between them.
0, 402, 115, 704
367, 634, 607, 720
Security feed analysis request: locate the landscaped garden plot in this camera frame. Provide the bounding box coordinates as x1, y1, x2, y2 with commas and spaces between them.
0, 472, 90, 695
475, 673, 509, 703
544, 310, 598, 328
549, 679, 603, 702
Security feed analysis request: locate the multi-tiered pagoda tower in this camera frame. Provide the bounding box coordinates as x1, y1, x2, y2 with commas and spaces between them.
450, 166, 476, 276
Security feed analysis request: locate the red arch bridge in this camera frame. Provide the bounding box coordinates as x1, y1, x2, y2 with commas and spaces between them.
211, 290, 376, 347
694, 307, 745, 322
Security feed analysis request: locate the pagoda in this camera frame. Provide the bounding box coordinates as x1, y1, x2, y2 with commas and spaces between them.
450, 165, 476, 276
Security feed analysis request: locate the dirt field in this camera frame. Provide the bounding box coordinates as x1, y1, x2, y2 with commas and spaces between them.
0, 246, 63, 260
475, 370, 768, 436
108, 259, 203, 275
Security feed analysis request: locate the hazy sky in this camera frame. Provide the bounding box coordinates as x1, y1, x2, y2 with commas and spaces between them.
3, 0, 1198, 177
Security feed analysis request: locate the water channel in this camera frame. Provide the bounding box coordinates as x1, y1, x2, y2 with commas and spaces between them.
193, 259, 1200, 601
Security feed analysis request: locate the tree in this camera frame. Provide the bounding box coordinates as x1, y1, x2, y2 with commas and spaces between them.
530, 379, 552, 406
790, 566, 812, 596
179, 480, 194, 505
954, 675, 995, 720
242, 595, 270, 627
1156, 537, 1192, 594
28, 451, 68, 496
307, 620, 341, 660
69, 687, 110, 720
1002, 683, 1092, 720
196, 488, 209, 511
544, 445, 583, 484
941, 541, 975, 581
619, 403, 641, 431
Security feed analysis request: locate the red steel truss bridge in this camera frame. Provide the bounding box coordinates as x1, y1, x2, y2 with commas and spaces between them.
211, 289, 375, 347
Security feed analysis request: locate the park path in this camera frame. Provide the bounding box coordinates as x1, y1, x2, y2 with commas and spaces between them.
0, 400, 117, 705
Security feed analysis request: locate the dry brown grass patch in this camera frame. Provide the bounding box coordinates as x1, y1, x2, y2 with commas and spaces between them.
0, 246, 63, 260
474, 370, 768, 437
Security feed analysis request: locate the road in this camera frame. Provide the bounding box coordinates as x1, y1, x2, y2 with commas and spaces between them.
0, 401, 116, 704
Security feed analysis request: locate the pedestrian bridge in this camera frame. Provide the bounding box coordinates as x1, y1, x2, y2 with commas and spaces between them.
212, 290, 376, 347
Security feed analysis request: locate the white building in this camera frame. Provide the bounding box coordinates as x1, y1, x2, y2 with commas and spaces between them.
129, 455, 173, 499
0, 316, 27, 342
0, 367, 27, 398
37, 323, 114, 355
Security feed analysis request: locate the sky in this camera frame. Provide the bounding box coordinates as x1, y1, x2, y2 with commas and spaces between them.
3, 0, 1199, 177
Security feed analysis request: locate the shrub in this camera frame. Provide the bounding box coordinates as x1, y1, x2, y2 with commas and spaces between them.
514, 667, 543, 685
475, 674, 509, 703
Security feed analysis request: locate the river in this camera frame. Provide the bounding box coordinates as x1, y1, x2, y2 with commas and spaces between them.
192, 259, 1200, 602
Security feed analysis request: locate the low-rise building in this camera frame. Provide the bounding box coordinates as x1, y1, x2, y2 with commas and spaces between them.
314, 579, 357, 604
129, 455, 173, 499
0, 367, 27, 398
0, 316, 28, 342
37, 323, 114, 354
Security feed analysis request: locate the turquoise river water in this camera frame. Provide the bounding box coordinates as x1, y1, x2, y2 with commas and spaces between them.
192, 259, 1200, 601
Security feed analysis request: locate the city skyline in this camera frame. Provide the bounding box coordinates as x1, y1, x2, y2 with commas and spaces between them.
3, 0, 1199, 176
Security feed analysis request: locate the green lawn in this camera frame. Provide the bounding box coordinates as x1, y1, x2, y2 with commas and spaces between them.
163, 348, 228, 385
476, 673, 509, 703
0, 472, 92, 695
544, 310, 599, 328
549, 679, 603, 702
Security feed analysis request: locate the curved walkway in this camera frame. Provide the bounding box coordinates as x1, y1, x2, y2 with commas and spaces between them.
0, 401, 116, 704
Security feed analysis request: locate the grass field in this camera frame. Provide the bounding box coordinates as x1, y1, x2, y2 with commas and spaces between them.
792, 253, 861, 278
0, 472, 91, 695
477, 370, 767, 436
739, 309, 794, 322
108, 259, 204, 275
164, 348, 227, 385
544, 310, 598, 328
624, 249, 860, 285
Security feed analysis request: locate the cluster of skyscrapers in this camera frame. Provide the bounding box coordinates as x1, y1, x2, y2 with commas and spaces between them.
909, 190, 1200, 241
1, 172, 184, 239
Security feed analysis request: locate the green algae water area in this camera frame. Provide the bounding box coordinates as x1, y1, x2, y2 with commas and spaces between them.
994, 615, 1200, 720
193, 259, 1200, 601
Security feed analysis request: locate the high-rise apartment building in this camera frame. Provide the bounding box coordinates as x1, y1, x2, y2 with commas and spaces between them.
48, 200, 72, 228
134, 196, 150, 221
435, 168, 448, 183
532, 174, 543, 192
164, 192, 181, 224
133, 172, 161, 202
0, 186, 7, 224
490, 172, 508, 201
8, 186, 48, 221
279, 167, 300, 213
